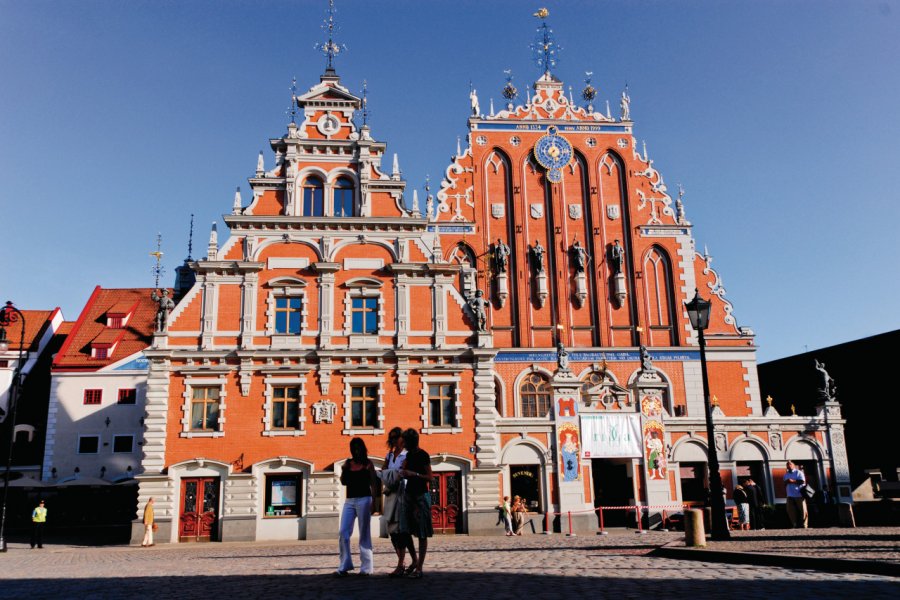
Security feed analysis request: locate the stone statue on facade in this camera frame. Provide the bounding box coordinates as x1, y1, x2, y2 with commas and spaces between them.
640, 345, 654, 373
468, 289, 488, 331
609, 239, 624, 274
151, 289, 175, 333
470, 87, 480, 116
815, 359, 837, 400
529, 240, 546, 273
493, 238, 511, 274
557, 342, 571, 373
569, 240, 588, 273
620, 87, 631, 121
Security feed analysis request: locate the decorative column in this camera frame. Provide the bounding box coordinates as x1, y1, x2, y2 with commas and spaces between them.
239, 272, 258, 350
467, 348, 504, 535
314, 262, 340, 349
819, 401, 853, 506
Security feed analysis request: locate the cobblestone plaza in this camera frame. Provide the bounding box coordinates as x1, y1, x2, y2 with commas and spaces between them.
0, 530, 896, 599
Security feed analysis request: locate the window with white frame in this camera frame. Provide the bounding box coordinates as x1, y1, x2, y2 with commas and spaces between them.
262, 376, 307, 437
351, 297, 378, 334
420, 375, 463, 433
77, 435, 100, 454
332, 176, 355, 217
275, 297, 303, 334
112, 434, 134, 453
519, 372, 552, 418
272, 386, 301, 429
180, 378, 227, 438
343, 279, 384, 340
265, 280, 308, 340
342, 377, 385, 435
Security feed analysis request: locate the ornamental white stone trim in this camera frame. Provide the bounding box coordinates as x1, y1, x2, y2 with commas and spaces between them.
179, 376, 227, 438
341, 374, 386, 436
264, 286, 309, 338
419, 373, 463, 434
261, 375, 307, 437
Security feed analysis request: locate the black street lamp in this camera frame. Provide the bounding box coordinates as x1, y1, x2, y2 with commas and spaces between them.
684, 289, 730, 540
0, 301, 26, 552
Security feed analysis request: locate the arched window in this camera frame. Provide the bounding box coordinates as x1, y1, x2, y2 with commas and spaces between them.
519, 373, 551, 418
643, 247, 677, 345
580, 371, 605, 404
333, 177, 354, 217
302, 176, 324, 217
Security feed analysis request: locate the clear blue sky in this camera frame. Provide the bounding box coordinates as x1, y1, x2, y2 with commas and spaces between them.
1, 1, 898, 362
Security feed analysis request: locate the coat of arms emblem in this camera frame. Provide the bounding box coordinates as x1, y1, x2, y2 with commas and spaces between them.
568, 204, 582, 220
530, 203, 544, 219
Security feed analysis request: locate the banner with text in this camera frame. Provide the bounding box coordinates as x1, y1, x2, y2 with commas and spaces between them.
580, 414, 642, 458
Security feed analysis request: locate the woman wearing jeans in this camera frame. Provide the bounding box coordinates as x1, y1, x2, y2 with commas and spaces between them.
337, 437, 378, 576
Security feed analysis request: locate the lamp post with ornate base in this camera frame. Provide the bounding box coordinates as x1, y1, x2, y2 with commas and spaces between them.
0, 301, 26, 552
685, 290, 730, 540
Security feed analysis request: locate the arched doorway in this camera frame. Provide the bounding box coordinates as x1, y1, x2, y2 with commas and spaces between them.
673, 441, 709, 504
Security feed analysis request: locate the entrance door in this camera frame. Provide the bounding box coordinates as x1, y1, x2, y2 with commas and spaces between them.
510, 465, 542, 512
591, 459, 634, 527
179, 477, 219, 542
430, 472, 461, 534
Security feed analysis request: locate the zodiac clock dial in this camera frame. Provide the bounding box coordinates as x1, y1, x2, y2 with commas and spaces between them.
534, 126, 573, 183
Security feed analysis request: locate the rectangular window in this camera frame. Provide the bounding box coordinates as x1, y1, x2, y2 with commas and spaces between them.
117, 388, 137, 405
94, 347, 109, 359
77, 435, 100, 454
271, 386, 301, 429
112, 435, 134, 453
83, 389, 103, 405
350, 385, 378, 428
303, 186, 324, 217
351, 297, 378, 334
108, 316, 123, 328
190, 387, 221, 431
274, 297, 303, 334
429, 384, 457, 428
264, 474, 302, 517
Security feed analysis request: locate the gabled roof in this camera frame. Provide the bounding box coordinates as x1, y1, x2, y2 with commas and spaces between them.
0, 309, 61, 353
52, 287, 164, 371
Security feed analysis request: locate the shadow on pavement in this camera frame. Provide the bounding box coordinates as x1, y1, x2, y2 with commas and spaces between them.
1, 571, 895, 600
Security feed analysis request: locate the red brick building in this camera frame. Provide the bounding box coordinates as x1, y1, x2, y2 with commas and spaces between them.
134, 20, 851, 543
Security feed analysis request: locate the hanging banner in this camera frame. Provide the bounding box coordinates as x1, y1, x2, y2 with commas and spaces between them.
580, 414, 642, 458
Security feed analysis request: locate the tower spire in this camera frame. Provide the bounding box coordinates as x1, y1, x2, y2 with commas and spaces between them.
531, 8, 560, 75
187, 214, 194, 260
316, 0, 346, 76
287, 76, 298, 124
150, 233, 164, 289
361, 79, 369, 126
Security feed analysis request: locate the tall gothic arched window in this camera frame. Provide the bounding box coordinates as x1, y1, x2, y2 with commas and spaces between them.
302, 176, 324, 217
333, 177, 354, 217
519, 372, 551, 418
643, 246, 677, 345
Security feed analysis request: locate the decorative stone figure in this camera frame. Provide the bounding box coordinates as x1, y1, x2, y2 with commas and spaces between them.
311, 399, 337, 424
151, 289, 175, 333
468, 290, 488, 331
470, 87, 480, 116
529, 240, 546, 273
639, 345, 654, 373
557, 342, 571, 373
492, 238, 511, 274
609, 239, 624, 274
815, 359, 837, 400
620, 87, 631, 121
569, 240, 588, 273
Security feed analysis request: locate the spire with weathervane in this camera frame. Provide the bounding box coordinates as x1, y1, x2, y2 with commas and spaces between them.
316, 0, 346, 78
531, 8, 561, 77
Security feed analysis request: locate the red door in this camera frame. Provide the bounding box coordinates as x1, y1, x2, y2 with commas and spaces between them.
179, 477, 219, 542
430, 472, 461, 534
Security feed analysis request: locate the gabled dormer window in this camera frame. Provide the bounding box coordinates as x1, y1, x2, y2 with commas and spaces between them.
106, 301, 138, 328
91, 329, 125, 360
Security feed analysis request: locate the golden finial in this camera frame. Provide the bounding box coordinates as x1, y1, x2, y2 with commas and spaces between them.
766, 395, 773, 406
533, 7, 549, 18
712, 395, 719, 406
791, 404, 796, 415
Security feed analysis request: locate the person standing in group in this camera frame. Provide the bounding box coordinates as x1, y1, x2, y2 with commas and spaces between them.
141, 497, 155, 547
337, 437, 378, 576
382, 427, 417, 577
783, 460, 808, 528
511, 495, 527, 535
30, 500, 47, 549
733, 484, 750, 531
399, 428, 433, 579
744, 478, 766, 530
500, 496, 513, 536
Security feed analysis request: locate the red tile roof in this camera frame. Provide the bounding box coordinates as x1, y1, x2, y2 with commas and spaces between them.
1, 308, 59, 352
53, 287, 166, 371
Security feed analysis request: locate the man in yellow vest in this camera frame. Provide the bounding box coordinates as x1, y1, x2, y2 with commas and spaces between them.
31, 500, 47, 549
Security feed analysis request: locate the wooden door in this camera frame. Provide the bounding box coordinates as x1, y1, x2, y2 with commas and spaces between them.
430, 472, 461, 534
179, 477, 219, 542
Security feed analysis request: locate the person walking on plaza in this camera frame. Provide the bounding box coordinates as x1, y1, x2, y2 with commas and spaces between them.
500, 496, 513, 536
399, 428, 433, 579
30, 500, 47, 549
337, 437, 378, 576
733, 484, 750, 531
784, 460, 808, 528
141, 497, 155, 547
382, 427, 417, 577
744, 478, 766, 530
511, 495, 527, 535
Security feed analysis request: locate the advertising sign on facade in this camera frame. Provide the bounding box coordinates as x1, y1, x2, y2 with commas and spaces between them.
580, 414, 642, 458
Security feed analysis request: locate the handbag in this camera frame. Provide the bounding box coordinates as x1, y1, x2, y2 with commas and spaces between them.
152, 523, 159, 532
800, 484, 816, 500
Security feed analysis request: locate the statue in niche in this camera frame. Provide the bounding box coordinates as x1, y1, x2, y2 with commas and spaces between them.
529, 240, 546, 273
609, 239, 625, 274
468, 290, 488, 331
151, 289, 175, 333
815, 359, 837, 400
639, 345, 654, 373
569, 239, 588, 273
492, 238, 511, 274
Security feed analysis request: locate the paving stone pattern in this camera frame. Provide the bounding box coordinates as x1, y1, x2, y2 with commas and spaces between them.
0, 530, 896, 599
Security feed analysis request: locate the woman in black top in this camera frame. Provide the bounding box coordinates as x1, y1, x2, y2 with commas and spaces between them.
337, 437, 378, 576
400, 428, 433, 579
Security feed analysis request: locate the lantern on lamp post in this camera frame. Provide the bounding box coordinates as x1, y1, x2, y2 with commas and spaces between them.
685, 289, 730, 540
